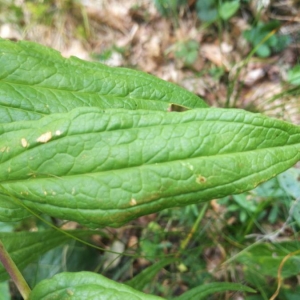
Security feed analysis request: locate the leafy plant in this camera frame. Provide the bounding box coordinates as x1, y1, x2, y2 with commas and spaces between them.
287, 65, 300, 86
0, 39, 299, 299
196, 0, 240, 22
154, 0, 240, 22
0, 1, 24, 26
174, 39, 199, 66
154, 0, 187, 18
219, 194, 260, 223
243, 21, 291, 57
209, 66, 225, 81
218, 0, 240, 21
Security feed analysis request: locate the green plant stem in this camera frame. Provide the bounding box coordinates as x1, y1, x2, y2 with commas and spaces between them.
80, 4, 90, 38
180, 203, 209, 251
0, 239, 31, 299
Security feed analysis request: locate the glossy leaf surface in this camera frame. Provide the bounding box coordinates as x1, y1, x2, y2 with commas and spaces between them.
29, 271, 165, 300
1, 107, 299, 227
0, 39, 207, 124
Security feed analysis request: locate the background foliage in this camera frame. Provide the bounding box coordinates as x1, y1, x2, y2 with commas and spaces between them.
0, 0, 300, 299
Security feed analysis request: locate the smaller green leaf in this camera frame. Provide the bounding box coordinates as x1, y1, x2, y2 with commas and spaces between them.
175, 282, 256, 300
272, 34, 291, 52
0, 194, 31, 222
0, 230, 95, 281
281, 285, 300, 300
278, 168, 300, 199
0, 281, 10, 300
256, 44, 271, 57
237, 241, 300, 278
196, 0, 218, 22
218, 1, 240, 20
197, 9, 218, 22
125, 258, 176, 291
154, 0, 183, 17
243, 269, 271, 299
278, 168, 300, 226
29, 271, 165, 300
291, 200, 300, 226
23, 238, 102, 288
268, 34, 278, 47
175, 40, 199, 66
287, 65, 300, 85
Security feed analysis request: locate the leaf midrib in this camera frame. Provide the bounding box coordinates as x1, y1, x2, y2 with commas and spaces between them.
2, 144, 300, 184
1, 116, 298, 169
0, 81, 174, 104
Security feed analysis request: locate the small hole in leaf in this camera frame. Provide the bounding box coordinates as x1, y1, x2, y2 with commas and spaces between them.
168, 104, 188, 112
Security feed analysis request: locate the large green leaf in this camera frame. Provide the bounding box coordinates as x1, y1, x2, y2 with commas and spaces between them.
0, 39, 207, 123
29, 271, 165, 300
0, 107, 299, 227
0, 230, 93, 281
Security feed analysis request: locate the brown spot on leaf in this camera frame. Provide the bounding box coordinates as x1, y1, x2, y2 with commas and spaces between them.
196, 175, 207, 184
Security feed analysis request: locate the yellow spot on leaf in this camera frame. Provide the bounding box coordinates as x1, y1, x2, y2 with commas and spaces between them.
1, 146, 10, 152
181, 162, 194, 171
21, 138, 29, 148
55, 130, 62, 136
37, 131, 52, 143
43, 191, 47, 195
130, 198, 137, 206
66, 289, 74, 296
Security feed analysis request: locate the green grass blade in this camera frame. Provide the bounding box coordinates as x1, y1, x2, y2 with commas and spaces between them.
175, 282, 256, 300
125, 258, 176, 291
